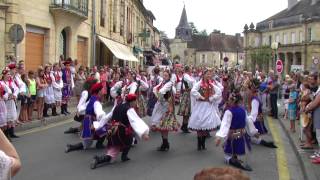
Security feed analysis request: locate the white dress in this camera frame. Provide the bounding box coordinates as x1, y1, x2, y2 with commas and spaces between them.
51, 71, 63, 102
188, 80, 222, 130
4, 80, 18, 123
0, 81, 9, 127
44, 73, 55, 104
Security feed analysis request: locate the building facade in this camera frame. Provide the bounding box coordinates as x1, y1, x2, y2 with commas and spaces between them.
0, 0, 160, 71
244, 0, 320, 74
170, 6, 244, 68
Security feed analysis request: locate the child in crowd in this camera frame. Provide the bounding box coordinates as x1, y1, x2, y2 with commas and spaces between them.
28, 71, 37, 121
20, 74, 30, 122
288, 79, 298, 133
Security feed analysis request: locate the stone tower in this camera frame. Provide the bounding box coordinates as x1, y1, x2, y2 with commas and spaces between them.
175, 5, 192, 41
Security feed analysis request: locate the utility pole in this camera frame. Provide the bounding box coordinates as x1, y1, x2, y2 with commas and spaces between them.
92, 0, 96, 66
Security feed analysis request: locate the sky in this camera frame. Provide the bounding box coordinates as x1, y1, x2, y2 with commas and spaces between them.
143, 0, 288, 38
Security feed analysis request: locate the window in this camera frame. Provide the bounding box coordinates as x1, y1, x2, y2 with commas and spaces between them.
269, 21, 273, 29
283, 33, 288, 44
308, 28, 312, 42
299, 31, 304, 43
263, 36, 267, 45
269, 35, 272, 46
291, 32, 296, 44
113, 0, 118, 32
201, 54, 206, 64
100, 0, 106, 27
120, 0, 125, 36
275, 34, 280, 43
255, 37, 260, 47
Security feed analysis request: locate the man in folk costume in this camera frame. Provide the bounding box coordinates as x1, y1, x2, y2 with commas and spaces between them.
215, 89, 259, 171
61, 60, 74, 115
177, 66, 195, 133
147, 67, 163, 116
65, 82, 107, 153
248, 79, 277, 148
64, 77, 97, 134
188, 69, 221, 150
0, 70, 11, 140
43, 64, 57, 117
90, 93, 150, 169
4, 65, 19, 139
51, 63, 63, 116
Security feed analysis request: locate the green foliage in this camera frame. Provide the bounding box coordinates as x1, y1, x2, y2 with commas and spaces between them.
199, 30, 208, 36
250, 46, 272, 70
189, 22, 199, 35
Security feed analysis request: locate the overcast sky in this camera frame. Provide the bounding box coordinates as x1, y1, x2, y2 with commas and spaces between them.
144, 0, 288, 38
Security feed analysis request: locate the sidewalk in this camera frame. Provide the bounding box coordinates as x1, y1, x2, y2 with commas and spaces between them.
277, 102, 319, 180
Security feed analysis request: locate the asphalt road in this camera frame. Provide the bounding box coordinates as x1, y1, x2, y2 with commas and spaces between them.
12, 106, 303, 180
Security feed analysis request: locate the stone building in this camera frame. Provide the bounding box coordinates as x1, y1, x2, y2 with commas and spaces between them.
244, 0, 320, 74
0, 0, 160, 70
170, 6, 244, 68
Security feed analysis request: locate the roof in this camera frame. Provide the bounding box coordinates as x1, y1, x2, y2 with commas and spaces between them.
187, 33, 243, 52
177, 6, 191, 29
257, 0, 320, 30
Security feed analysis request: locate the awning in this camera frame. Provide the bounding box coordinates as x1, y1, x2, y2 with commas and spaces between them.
98, 35, 138, 62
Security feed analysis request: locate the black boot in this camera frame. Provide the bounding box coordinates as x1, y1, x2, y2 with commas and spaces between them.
95, 136, 106, 149
61, 104, 68, 116
121, 147, 131, 162
4, 129, 11, 142
228, 158, 252, 171
181, 124, 190, 133
157, 138, 170, 151
52, 104, 59, 116
201, 136, 207, 150
260, 140, 278, 148
197, 137, 202, 151
65, 142, 84, 153
9, 127, 19, 138
64, 127, 79, 134
65, 104, 70, 114
91, 154, 112, 169
43, 103, 49, 117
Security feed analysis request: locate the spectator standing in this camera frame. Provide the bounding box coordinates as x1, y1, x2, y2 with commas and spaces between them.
36, 68, 47, 121
27, 71, 37, 121
51, 63, 63, 115
288, 80, 298, 133
61, 60, 74, 115
20, 74, 30, 122
74, 66, 86, 102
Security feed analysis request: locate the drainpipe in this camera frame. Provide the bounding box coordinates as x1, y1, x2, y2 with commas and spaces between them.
92, 0, 96, 66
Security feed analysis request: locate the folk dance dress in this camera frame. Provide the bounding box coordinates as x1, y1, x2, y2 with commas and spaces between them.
0, 82, 10, 128
44, 73, 55, 105
61, 68, 74, 111
147, 75, 163, 116
135, 77, 149, 117
188, 80, 222, 131
51, 71, 63, 103
216, 106, 258, 171
110, 80, 125, 106
177, 73, 195, 118
4, 79, 19, 125
151, 80, 179, 132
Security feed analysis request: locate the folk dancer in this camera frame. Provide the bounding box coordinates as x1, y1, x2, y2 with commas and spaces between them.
61, 60, 74, 115
43, 65, 57, 117
51, 63, 63, 116
215, 90, 259, 171
65, 83, 108, 153
177, 66, 195, 133
0, 70, 11, 140
90, 94, 150, 169
147, 67, 163, 116
151, 70, 179, 151
188, 69, 222, 150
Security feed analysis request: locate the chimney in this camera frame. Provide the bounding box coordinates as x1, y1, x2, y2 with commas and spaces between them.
288, 0, 298, 9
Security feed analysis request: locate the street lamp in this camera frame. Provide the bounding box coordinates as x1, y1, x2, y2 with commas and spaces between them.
236, 46, 239, 66
271, 42, 280, 72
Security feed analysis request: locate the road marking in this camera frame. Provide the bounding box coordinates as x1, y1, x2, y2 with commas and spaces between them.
267, 117, 290, 180
16, 119, 73, 136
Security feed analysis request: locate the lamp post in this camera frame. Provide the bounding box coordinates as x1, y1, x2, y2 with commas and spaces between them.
236, 46, 239, 66
271, 42, 280, 72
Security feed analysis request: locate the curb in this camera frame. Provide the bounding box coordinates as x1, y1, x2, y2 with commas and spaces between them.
15, 112, 76, 133
277, 118, 312, 180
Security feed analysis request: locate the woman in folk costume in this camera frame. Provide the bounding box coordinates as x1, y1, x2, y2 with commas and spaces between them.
177, 66, 195, 133
110, 72, 127, 106
171, 65, 182, 104
147, 67, 163, 116
43, 64, 57, 117
188, 69, 222, 150
64, 77, 97, 134
50, 63, 63, 115
61, 60, 74, 115
248, 79, 277, 148
135, 71, 149, 118
65, 82, 107, 153
3, 66, 19, 139
151, 70, 179, 151
90, 94, 149, 169
0, 70, 11, 140
215, 89, 259, 171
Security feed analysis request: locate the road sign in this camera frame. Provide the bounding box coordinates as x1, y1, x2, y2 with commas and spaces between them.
276, 59, 283, 74
313, 58, 319, 65
223, 57, 229, 62
9, 24, 24, 44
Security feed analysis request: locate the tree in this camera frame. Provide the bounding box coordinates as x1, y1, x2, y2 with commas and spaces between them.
199, 29, 208, 36
250, 46, 272, 72
189, 22, 199, 35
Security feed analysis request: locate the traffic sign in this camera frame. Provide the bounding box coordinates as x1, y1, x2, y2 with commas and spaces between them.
223, 57, 229, 62
276, 59, 283, 74
9, 24, 24, 44
313, 58, 319, 65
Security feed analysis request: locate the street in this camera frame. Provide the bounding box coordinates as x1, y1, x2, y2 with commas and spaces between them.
12, 107, 304, 180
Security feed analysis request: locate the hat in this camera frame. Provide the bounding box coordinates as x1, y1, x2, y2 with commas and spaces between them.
250, 78, 261, 90
8, 63, 16, 69
63, 60, 72, 65
125, 94, 137, 102
83, 77, 98, 91
2, 69, 9, 75
90, 82, 103, 94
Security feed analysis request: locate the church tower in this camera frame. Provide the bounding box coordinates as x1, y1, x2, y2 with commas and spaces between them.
175, 5, 192, 41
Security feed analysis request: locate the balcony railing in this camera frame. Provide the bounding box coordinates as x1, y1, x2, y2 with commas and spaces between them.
50, 0, 88, 18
